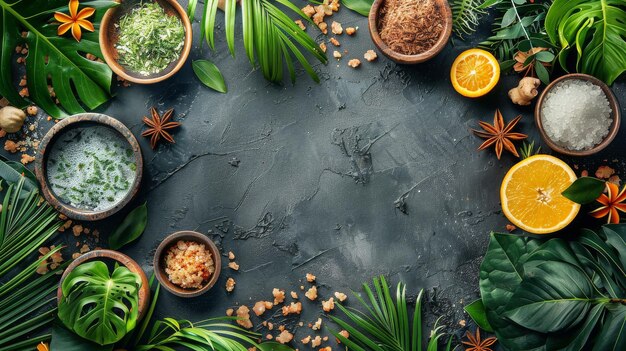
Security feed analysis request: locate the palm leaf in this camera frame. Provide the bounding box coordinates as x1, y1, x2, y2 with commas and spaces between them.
0, 0, 117, 118
450, 0, 486, 40
328, 275, 452, 351
188, 0, 327, 83
0, 174, 63, 350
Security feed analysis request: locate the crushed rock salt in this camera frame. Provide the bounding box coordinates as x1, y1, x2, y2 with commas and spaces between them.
540, 79, 612, 151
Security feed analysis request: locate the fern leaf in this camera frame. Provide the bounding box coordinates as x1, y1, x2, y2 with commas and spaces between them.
451, 0, 486, 40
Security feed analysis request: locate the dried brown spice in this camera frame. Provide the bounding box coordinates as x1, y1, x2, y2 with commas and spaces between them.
377, 0, 444, 55
462, 328, 497, 351
471, 109, 527, 160
142, 107, 181, 149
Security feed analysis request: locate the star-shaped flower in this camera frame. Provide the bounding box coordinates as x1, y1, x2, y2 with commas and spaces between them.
590, 182, 626, 224
471, 109, 528, 159
462, 328, 497, 351
54, 0, 95, 42
141, 107, 181, 149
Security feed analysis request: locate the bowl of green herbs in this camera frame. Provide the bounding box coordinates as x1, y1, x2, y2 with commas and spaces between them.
100, 0, 192, 84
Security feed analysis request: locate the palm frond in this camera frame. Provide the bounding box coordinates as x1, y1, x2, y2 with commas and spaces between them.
189, 0, 327, 83
451, 0, 486, 40
0, 175, 63, 351
329, 275, 453, 351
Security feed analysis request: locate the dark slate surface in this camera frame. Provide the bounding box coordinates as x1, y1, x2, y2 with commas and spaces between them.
5, 0, 626, 347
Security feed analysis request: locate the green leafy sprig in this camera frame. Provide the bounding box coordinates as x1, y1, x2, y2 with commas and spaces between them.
451, 0, 487, 40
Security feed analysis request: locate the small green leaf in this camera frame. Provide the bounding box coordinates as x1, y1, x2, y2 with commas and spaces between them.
464, 299, 494, 332
535, 60, 550, 85
479, 0, 504, 9
535, 51, 555, 62
192, 60, 228, 93
561, 177, 605, 204
108, 203, 148, 250
501, 8, 517, 28
257, 342, 295, 351
342, 0, 374, 16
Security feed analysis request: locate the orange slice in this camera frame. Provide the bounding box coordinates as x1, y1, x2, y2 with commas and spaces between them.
450, 49, 500, 98
500, 155, 580, 234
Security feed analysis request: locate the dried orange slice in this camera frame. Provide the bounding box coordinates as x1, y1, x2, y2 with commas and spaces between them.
500, 155, 580, 234
450, 49, 500, 98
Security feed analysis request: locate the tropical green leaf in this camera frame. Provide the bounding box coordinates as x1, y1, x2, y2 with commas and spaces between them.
451, 0, 486, 39
562, 177, 606, 204
192, 60, 228, 93
0, 0, 117, 118
108, 202, 148, 250
545, 0, 626, 85
58, 261, 142, 345
50, 322, 114, 351
192, 0, 327, 84
257, 342, 295, 351
342, 0, 374, 16
464, 299, 493, 332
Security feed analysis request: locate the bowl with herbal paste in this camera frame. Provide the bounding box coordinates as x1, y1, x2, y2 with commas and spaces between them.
100, 0, 192, 84
368, 0, 452, 64
35, 113, 143, 221
535, 73, 621, 156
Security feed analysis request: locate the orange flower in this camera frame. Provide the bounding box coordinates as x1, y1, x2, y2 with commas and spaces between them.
36, 342, 49, 351
54, 0, 95, 42
590, 182, 626, 224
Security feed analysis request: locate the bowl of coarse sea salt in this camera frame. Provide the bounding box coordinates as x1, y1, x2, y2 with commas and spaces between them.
535, 73, 620, 156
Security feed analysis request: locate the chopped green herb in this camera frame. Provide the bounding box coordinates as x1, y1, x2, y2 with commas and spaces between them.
115, 2, 185, 76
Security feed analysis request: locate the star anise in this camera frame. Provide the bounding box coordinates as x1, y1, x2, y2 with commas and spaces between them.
462, 328, 497, 351
141, 107, 181, 149
471, 109, 527, 160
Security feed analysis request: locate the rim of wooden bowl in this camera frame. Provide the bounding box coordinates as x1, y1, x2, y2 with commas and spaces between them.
153, 231, 222, 298
34, 113, 143, 221
99, 0, 193, 84
56, 249, 151, 322
534, 73, 621, 157
368, 0, 452, 64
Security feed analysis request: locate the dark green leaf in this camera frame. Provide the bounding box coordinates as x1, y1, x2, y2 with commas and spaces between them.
58, 261, 142, 345
50, 322, 113, 351
0, 0, 117, 118
342, 0, 374, 16
534, 60, 550, 85
592, 305, 626, 351
0, 158, 37, 192
501, 8, 517, 28
108, 202, 148, 250
257, 342, 295, 351
562, 177, 605, 204
192, 60, 227, 93
479, 0, 503, 9
534, 50, 555, 62
464, 299, 493, 332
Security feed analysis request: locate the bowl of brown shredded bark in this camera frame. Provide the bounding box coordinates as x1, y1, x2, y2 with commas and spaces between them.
369, 0, 452, 64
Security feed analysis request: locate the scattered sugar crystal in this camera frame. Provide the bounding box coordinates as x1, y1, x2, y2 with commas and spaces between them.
541, 79, 612, 151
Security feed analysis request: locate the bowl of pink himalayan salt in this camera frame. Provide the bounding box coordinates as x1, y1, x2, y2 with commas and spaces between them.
535, 73, 620, 156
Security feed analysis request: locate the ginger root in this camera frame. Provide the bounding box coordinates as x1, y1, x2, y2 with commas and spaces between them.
0, 106, 26, 133
509, 77, 540, 106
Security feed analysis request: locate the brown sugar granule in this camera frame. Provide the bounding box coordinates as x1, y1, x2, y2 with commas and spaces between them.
377, 0, 444, 55
228, 251, 235, 260
319, 347, 332, 351
266, 334, 273, 340
364, 50, 378, 62
276, 330, 293, 344
331, 21, 343, 35
333, 51, 342, 59
273, 288, 286, 304
322, 297, 335, 312
334, 291, 347, 302
311, 336, 322, 347
253, 301, 272, 316
295, 19, 306, 30
226, 308, 234, 316
4, 140, 18, 153
346, 27, 356, 35
236, 306, 253, 329
330, 37, 340, 47
348, 59, 361, 68
301, 336, 311, 344
312, 317, 322, 330
20, 154, 35, 165
26, 106, 38, 116
226, 277, 236, 292
281, 302, 302, 316
72, 224, 83, 237
319, 42, 327, 53
318, 22, 328, 35
290, 291, 299, 299
305, 285, 318, 300
228, 261, 240, 271
336, 330, 350, 343
302, 4, 315, 17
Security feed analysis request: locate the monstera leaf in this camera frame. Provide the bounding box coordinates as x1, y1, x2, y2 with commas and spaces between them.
479, 227, 626, 351
0, 0, 117, 118
545, 0, 626, 85
58, 261, 141, 345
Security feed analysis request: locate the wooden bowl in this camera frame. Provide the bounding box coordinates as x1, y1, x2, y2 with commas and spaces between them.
100, 0, 192, 84
535, 73, 621, 156
34, 113, 143, 221
154, 231, 222, 297
368, 0, 452, 64
57, 249, 151, 322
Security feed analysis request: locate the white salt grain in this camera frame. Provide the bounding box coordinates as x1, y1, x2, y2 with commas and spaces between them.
541, 79, 612, 151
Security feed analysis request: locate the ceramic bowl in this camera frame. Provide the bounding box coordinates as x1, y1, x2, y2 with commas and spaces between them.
154, 231, 222, 297
100, 0, 192, 84
56, 249, 151, 321
535, 73, 621, 156
34, 113, 143, 221
368, 0, 452, 64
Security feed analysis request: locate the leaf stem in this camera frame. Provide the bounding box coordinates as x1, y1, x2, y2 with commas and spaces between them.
511, 0, 533, 49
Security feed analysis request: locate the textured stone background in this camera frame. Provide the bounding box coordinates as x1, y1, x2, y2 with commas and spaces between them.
5, 0, 626, 347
